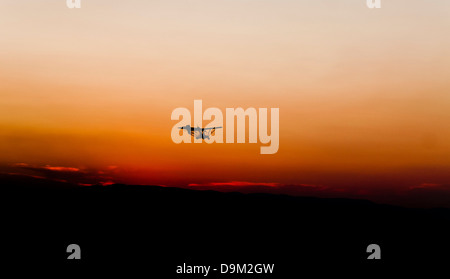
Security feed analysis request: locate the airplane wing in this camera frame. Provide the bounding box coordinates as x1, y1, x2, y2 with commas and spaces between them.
203, 126, 222, 130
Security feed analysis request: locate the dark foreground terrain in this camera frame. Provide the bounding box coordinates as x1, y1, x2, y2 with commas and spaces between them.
3, 174, 450, 275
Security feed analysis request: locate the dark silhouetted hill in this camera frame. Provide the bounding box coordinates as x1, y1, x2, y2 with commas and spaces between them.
3, 174, 450, 274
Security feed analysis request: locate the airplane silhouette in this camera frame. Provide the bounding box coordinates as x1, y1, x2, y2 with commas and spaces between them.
178, 125, 222, 140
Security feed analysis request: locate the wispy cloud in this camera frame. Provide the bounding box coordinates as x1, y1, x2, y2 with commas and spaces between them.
410, 183, 443, 189
189, 181, 281, 187
10, 163, 118, 186
42, 166, 80, 172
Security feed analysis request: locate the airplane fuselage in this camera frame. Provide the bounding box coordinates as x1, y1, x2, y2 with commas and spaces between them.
179, 125, 215, 140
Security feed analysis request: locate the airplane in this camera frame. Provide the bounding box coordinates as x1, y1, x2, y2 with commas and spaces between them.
178, 125, 222, 140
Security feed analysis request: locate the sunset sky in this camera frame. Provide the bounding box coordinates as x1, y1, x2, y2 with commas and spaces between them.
1, 1, 449, 206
